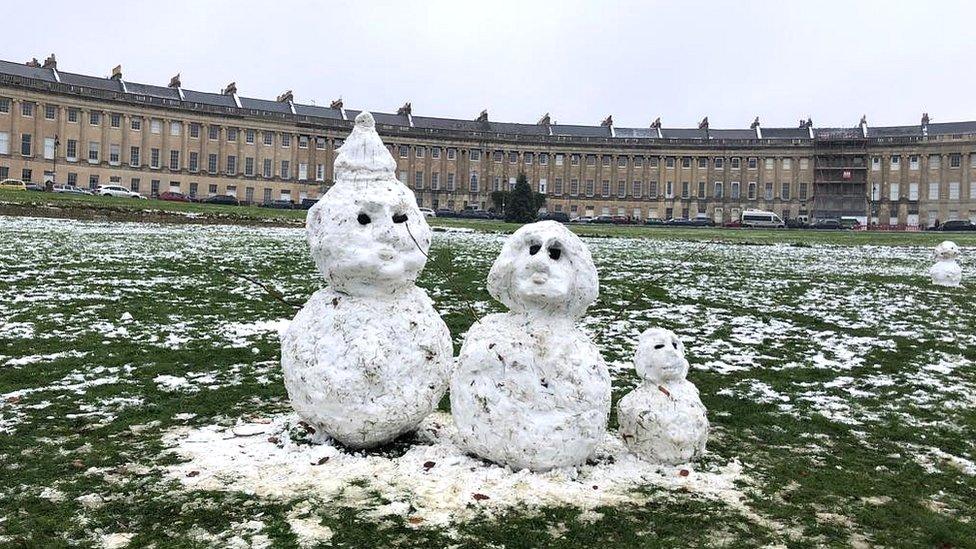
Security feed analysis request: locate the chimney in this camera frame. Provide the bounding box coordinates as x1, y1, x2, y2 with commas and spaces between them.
650, 117, 662, 129
26, 58, 41, 68
222, 82, 237, 96
168, 73, 182, 88
330, 98, 343, 109
42, 54, 57, 70
475, 109, 488, 123
859, 114, 868, 137
537, 112, 551, 126
600, 115, 613, 127
750, 116, 760, 129
277, 90, 294, 103
397, 102, 412, 116
111, 65, 123, 80
698, 116, 709, 130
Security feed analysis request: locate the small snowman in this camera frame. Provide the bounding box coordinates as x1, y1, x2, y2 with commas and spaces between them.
617, 328, 708, 466
450, 221, 610, 471
930, 240, 962, 287
280, 112, 453, 449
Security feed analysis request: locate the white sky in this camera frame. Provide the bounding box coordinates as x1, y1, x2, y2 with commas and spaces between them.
7, 0, 975, 129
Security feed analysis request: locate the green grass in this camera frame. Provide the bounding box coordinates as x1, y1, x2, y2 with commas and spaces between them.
0, 215, 973, 548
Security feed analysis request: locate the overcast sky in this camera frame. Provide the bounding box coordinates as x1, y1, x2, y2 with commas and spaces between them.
7, 0, 975, 129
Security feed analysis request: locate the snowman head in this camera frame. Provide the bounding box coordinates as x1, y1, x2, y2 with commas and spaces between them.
306, 112, 431, 296
487, 221, 598, 318
634, 327, 689, 384
934, 240, 960, 261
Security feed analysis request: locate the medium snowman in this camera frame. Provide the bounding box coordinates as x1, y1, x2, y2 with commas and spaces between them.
930, 240, 962, 287
450, 221, 610, 471
617, 327, 708, 465
280, 112, 452, 449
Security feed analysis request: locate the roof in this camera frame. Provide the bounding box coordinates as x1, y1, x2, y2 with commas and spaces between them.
2, 58, 975, 142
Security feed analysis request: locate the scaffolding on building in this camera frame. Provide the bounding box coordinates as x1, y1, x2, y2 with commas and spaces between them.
812, 129, 869, 221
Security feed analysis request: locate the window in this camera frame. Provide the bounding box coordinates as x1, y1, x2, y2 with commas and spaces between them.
714, 157, 724, 169
263, 188, 272, 203
226, 155, 237, 175
246, 129, 255, 144
782, 158, 791, 170
714, 181, 724, 198
169, 150, 179, 170
280, 160, 290, 179
665, 157, 675, 168
166, 121, 179, 136
431, 147, 441, 159
21, 168, 31, 182
21, 102, 34, 117
890, 182, 900, 201
800, 183, 809, 201
316, 164, 325, 181
764, 182, 772, 200
227, 128, 237, 142
697, 181, 706, 199
189, 152, 198, 171
281, 134, 291, 147
649, 181, 658, 197
208, 126, 219, 140
632, 180, 642, 198
447, 173, 456, 191
586, 155, 596, 166
681, 157, 691, 169
731, 157, 740, 169
151, 119, 162, 134
208, 154, 217, 173
263, 159, 272, 178
617, 180, 626, 198
765, 158, 774, 170
872, 157, 881, 171
554, 178, 563, 195
208, 184, 218, 195
89, 174, 99, 188
431, 173, 440, 190
571, 154, 580, 166
681, 181, 690, 198
799, 158, 809, 170
929, 154, 940, 169
299, 135, 308, 149
586, 179, 595, 197
67, 172, 77, 185
298, 162, 308, 180
570, 178, 579, 196
540, 153, 548, 165
88, 141, 102, 162
781, 182, 790, 200
0, 98, 8, 113
909, 155, 919, 170
68, 108, 80, 123
316, 137, 326, 150
665, 181, 674, 198
555, 154, 564, 166
508, 177, 516, 191
748, 157, 757, 170
412, 171, 424, 188
909, 182, 919, 200
415, 146, 424, 158
88, 111, 101, 125
263, 132, 273, 146
245, 157, 255, 176
109, 144, 120, 164
399, 145, 409, 158
131, 178, 140, 192
0, 132, 7, 155
602, 156, 611, 168
929, 182, 940, 200
189, 123, 200, 138
602, 180, 610, 197
41, 137, 55, 160
150, 148, 160, 168
470, 149, 481, 161
950, 154, 961, 168
21, 134, 32, 156
470, 173, 479, 192
447, 148, 457, 160
66, 139, 77, 160
509, 151, 518, 164
731, 181, 741, 199
525, 152, 533, 165
890, 155, 900, 169
130, 117, 140, 130
45, 105, 56, 120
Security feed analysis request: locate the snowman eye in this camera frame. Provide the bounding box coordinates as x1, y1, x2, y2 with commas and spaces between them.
392, 213, 408, 223
548, 246, 562, 260
357, 213, 371, 225
672, 340, 678, 349
654, 343, 665, 349
529, 244, 541, 255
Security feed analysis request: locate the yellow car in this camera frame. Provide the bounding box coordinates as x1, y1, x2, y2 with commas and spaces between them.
0, 179, 27, 191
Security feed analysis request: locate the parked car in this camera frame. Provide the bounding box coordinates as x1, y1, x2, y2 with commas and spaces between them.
645, 218, 666, 226
723, 220, 742, 228
939, 220, 976, 231
435, 209, 458, 218
741, 209, 786, 228
537, 211, 570, 223
158, 191, 191, 202
53, 185, 93, 195
96, 185, 142, 198
298, 198, 319, 210
203, 194, 240, 206
811, 218, 843, 230
591, 215, 615, 224
25, 183, 46, 191
262, 199, 295, 209
458, 209, 492, 219
419, 207, 436, 218
786, 218, 810, 229
691, 216, 715, 227
611, 216, 632, 224
0, 179, 27, 191
665, 217, 695, 226
571, 216, 594, 223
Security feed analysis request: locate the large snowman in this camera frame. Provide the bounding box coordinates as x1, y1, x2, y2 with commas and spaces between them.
280, 112, 453, 449
930, 240, 962, 287
617, 327, 708, 465
451, 221, 611, 471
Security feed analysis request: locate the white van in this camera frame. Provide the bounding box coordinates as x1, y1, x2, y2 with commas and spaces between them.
741, 209, 785, 228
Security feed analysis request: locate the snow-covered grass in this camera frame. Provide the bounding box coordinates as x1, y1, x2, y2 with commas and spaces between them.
0, 216, 974, 547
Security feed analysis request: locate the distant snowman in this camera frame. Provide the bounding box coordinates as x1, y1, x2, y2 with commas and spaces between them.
930, 240, 962, 287
280, 112, 453, 449
451, 221, 610, 471
617, 327, 708, 465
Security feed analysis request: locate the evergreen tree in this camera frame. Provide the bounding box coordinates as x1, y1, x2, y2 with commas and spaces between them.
505, 173, 541, 223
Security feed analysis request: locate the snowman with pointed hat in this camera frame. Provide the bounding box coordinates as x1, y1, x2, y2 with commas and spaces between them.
280, 112, 452, 449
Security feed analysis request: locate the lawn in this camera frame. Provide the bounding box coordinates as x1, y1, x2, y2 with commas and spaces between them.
0, 216, 974, 548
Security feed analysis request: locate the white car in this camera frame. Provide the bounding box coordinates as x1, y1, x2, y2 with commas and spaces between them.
419, 207, 436, 218
96, 185, 143, 199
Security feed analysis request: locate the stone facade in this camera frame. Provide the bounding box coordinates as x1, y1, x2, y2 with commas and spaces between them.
1, 58, 975, 227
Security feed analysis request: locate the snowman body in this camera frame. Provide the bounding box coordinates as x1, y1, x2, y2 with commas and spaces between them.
617, 328, 708, 465
930, 241, 962, 287
280, 112, 452, 449
451, 221, 610, 471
